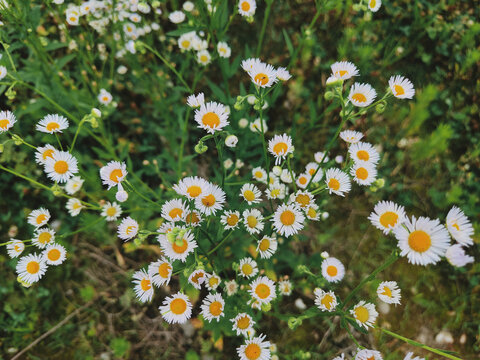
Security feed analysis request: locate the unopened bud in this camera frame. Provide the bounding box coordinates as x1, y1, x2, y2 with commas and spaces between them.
194, 141, 208, 154
288, 317, 303, 330
324, 91, 334, 101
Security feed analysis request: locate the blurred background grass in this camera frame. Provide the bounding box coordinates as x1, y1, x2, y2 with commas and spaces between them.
0, 0, 479, 359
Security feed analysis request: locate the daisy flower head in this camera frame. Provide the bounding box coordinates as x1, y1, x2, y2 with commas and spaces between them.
35, 144, 57, 165
186, 92, 205, 108
188, 268, 207, 289
389, 75, 415, 99
117, 216, 139, 241
348, 142, 380, 164
266, 181, 287, 200
367, 0, 382, 12
272, 203, 305, 237
249, 61, 277, 88
132, 269, 153, 303
239, 257, 259, 279
368, 201, 406, 234
305, 162, 323, 182
65, 176, 84, 195
306, 203, 320, 221
252, 166, 268, 183
349, 83, 377, 107
160, 227, 197, 262
249, 276, 276, 305
100, 161, 127, 189
314, 288, 338, 312
446, 206, 474, 246
238, 0, 256, 17
278, 279, 293, 296
321, 257, 345, 283
36, 114, 69, 134
351, 161, 377, 186
66, 8, 80, 25
268, 134, 293, 165
330, 61, 359, 80
173, 176, 209, 200
243, 208, 264, 234
159, 292, 192, 324
201, 293, 225, 322
194, 101, 229, 134
197, 49, 211, 66
44, 151, 78, 183
355, 349, 383, 360
0, 110, 16, 133
27, 208, 50, 228
161, 198, 187, 222
232, 313, 255, 336
350, 301, 378, 329
16, 253, 47, 284
340, 130, 364, 144
217, 41, 231, 58
276, 66, 291, 81
195, 183, 226, 215
393, 216, 451, 266
178, 31, 195, 51
240, 183, 262, 205
220, 210, 241, 230
445, 244, 474, 267
225, 279, 238, 296
148, 257, 173, 287
101, 201, 122, 221
98, 88, 112, 105
168, 10, 185, 24
314, 151, 330, 164
257, 235, 278, 259
325, 168, 351, 196
185, 210, 203, 227
206, 272, 221, 291
66, 198, 84, 216
33, 228, 55, 249
377, 281, 401, 305
7, 239, 25, 258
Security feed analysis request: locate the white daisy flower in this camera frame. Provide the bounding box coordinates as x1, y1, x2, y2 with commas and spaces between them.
278, 279, 292, 296
217, 41, 231, 58
446, 206, 474, 246
35, 144, 57, 165
340, 130, 364, 144
368, 201, 406, 234
266, 181, 287, 200
238, 0, 256, 17
173, 176, 209, 199
351, 161, 377, 186
272, 203, 305, 237
99, 161, 127, 190
16, 253, 47, 284
377, 281, 401, 305
243, 208, 264, 234
268, 134, 294, 165
321, 257, 345, 283
276, 67, 291, 81
132, 269, 154, 303
178, 32, 195, 51
0, 110, 16, 133
240, 183, 262, 205
249, 276, 276, 305
184, 210, 203, 227
325, 168, 351, 196
314, 288, 338, 312
305, 162, 323, 182
201, 293, 225, 322
7, 239, 25, 258
252, 167, 268, 183
348, 142, 380, 164
195, 183, 226, 215
36, 114, 69, 134
239, 257, 258, 279
98, 89, 112, 105
44, 151, 79, 183
367, 0, 382, 12
305, 203, 320, 221
296, 173, 311, 189
101, 201, 122, 221
350, 301, 378, 329
393, 216, 451, 266
231, 313, 255, 336
117, 216, 139, 241
355, 349, 383, 360
314, 151, 330, 164
183, 1, 194, 12
159, 292, 192, 324
169, 10, 185, 23
330, 61, 359, 80
148, 257, 173, 287
66, 9, 80, 25
186, 92, 205, 108
65, 176, 84, 195
197, 49, 212, 66
257, 236, 278, 259
205, 272, 221, 291
225, 279, 238, 296
349, 83, 377, 107
249, 61, 277, 88
27, 208, 51, 228
159, 228, 197, 262
220, 210, 241, 230
42, 243, 67, 265
66, 198, 84, 217
445, 244, 474, 267
389, 75, 415, 99
161, 198, 187, 222
0, 65, 7, 80
194, 101, 229, 134
289, 190, 314, 209
33, 228, 55, 249
188, 269, 207, 289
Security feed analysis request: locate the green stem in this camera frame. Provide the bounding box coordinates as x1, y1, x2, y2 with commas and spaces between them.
70, 119, 85, 152
287, 157, 297, 192
54, 133, 63, 151
207, 230, 233, 255
256, 0, 274, 57
124, 180, 162, 209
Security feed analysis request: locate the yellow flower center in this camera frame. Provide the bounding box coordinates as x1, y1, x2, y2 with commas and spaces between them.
241, 1, 251, 11
452, 222, 460, 231
247, 215, 258, 228
381, 286, 392, 297
201, 194, 216, 207
321, 294, 335, 309
102, 96, 109, 102
36, 214, 47, 224
0, 119, 10, 129
26, 261, 40, 274
270, 189, 280, 197
158, 262, 171, 278
254, 73, 269, 86
46, 122, 60, 132
236, 315, 251, 329
326, 265, 337, 277
335, 70, 348, 77
357, 150, 370, 161
328, 178, 340, 191
242, 263, 253, 275
209, 301, 223, 316
109, 168, 123, 183
273, 142, 288, 155
209, 277, 219, 287
244, 343, 261, 360
369, 0, 376, 8
126, 225, 136, 235
408, 230, 432, 253
54, 160, 69, 174
226, 214, 239, 226
355, 167, 368, 180
255, 283, 271, 299
352, 93, 367, 103
170, 298, 187, 315
42, 149, 55, 160
106, 207, 117, 217
169, 208, 183, 219
191, 271, 204, 284
354, 306, 369, 323
254, 171, 263, 179
280, 210, 295, 226
243, 190, 256, 202
187, 185, 202, 197
69, 16, 77, 22
140, 278, 151, 291
394, 84, 405, 96
379, 211, 398, 228
181, 40, 191, 48
172, 239, 188, 254
259, 238, 270, 252
200, 55, 208, 62
307, 207, 317, 218
299, 176, 307, 185
38, 232, 52, 244
185, 212, 200, 225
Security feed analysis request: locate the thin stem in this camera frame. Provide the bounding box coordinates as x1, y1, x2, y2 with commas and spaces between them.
256, 0, 274, 57
287, 157, 297, 192
70, 120, 85, 152
54, 133, 63, 151
208, 230, 233, 255
124, 180, 162, 209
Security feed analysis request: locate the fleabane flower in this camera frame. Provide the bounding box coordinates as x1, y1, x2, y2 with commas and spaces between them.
221, 210, 241, 230
206, 272, 221, 291
268, 134, 293, 165
148, 257, 173, 287
321, 257, 345, 283
101, 201, 122, 221
252, 166, 268, 183
188, 269, 207, 289
266, 181, 287, 200
350, 301, 378, 329
99, 161, 127, 189
195, 183, 226, 215
377, 281, 401, 305
173, 176, 209, 200
276, 66, 291, 81
16, 253, 47, 284
278, 279, 293, 296
240, 183, 262, 205
272, 203, 305, 237
445, 244, 474, 267
305, 162, 323, 182
0, 110, 16, 133
117, 216, 139, 241
306, 203, 320, 221
257, 235, 278, 259
186, 92, 205, 108
201, 293, 225, 322
185, 210, 203, 227
197, 50, 212, 66
36, 114, 69, 134
330, 61, 359, 80
33, 228, 55, 249
132, 269, 154, 303
66, 198, 84, 217
0, 66, 7, 80
159, 292, 192, 324
161, 198, 187, 222
225, 280, 238, 296
249, 276, 276, 305
65, 176, 84, 195
368, 201, 406, 234
351, 161, 377, 186
290, 190, 314, 209
445, 206, 474, 246
168, 10, 185, 24
231, 313, 255, 336
243, 208, 264, 234
349, 83, 377, 107
239, 257, 258, 279
194, 101, 229, 134
314, 288, 338, 312
45, 151, 79, 183
7, 239, 25, 258
340, 130, 363, 144
389, 75, 415, 99
238, 0, 256, 17
355, 349, 383, 360
250, 61, 277, 88
217, 41, 231, 58
325, 168, 351, 196
367, 0, 382, 12
393, 216, 451, 266
98, 88, 112, 105
27, 208, 51, 228
348, 142, 380, 164
66, 8, 80, 25
35, 144, 57, 165
159, 228, 197, 262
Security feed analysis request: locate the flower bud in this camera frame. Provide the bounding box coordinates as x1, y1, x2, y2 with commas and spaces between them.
225, 134, 238, 148
194, 141, 208, 154
375, 102, 386, 114
287, 317, 303, 330
324, 91, 334, 101
261, 303, 272, 312
116, 189, 128, 202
